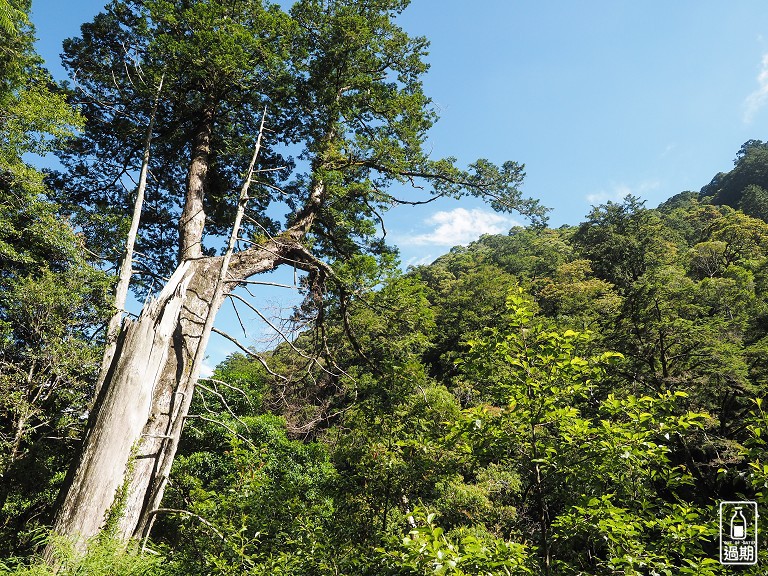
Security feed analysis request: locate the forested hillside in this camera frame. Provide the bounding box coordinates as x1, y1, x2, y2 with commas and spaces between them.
137, 194, 768, 575
2, 0, 768, 575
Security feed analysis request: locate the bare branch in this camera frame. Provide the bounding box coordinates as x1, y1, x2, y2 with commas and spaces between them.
143, 508, 225, 543
228, 293, 249, 337
363, 196, 387, 239
225, 293, 343, 380
195, 384, 251, 432
198, 377, 254, 410
253, 179, 290, 195
211, 327, 289, 384
225, 279, 299, 290
253, 165, 288, 173
185, 415, 256, 451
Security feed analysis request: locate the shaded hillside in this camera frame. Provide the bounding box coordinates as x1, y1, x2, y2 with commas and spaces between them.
700, 139, 768, 221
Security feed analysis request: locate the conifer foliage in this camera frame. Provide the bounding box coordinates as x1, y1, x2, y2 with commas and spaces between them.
2, 1, 768, 574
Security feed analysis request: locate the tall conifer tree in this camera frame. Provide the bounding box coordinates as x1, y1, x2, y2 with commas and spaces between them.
47, 0, 543, 551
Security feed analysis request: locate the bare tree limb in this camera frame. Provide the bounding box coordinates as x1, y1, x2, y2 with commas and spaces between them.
185, 415, 256, 451
228, 293, 249, 337
226, 292, 346, 381
211, 326, 289, 384
195, 384, 251, 432
198, 377, 254, 410
142, 508, 225, 551
225, 279, 299, 290
97, 73, 165, 399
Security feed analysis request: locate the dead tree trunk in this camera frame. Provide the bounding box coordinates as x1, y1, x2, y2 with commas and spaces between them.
48, 236, 310, 552
49, 261, 197, 545
46, 105, 321, 553
42, 75, 332, 556
97, 74, 164, 400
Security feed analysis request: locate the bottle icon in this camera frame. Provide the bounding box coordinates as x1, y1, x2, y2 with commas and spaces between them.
731, 507, 747, 540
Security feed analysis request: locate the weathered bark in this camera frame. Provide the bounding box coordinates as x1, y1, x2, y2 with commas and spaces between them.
48, 261, 196, 549
178, 107, 214, 261
48, 241, 302, 552
114, 257, 216, 541
98, 75, 164, 399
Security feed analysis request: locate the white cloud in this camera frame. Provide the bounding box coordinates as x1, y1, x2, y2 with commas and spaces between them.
199, 361, 214, 378
404, 254, 435, 267
586, 180, 660, 205
404, 208, 520, 246
586, 184, 633, 205
744, 53, 768, 123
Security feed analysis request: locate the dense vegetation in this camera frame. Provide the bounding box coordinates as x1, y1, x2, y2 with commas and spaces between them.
135, 193, 767, 576
2, 0, 768, 574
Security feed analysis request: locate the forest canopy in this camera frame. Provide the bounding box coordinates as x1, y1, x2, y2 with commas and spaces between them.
1, 0, 768, 575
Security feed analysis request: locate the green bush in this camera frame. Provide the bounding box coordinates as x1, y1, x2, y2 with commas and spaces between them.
0, 537, 165, 576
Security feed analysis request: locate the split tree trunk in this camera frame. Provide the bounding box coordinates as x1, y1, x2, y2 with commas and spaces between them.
47, 97, 323, 556
49, 260, 197, 545
49, 238, 308, 551
49, 105, 223, 552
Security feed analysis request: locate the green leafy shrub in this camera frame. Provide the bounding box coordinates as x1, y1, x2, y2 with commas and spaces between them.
0, 537, 164, 576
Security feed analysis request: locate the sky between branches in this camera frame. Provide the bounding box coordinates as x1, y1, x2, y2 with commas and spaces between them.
29, 0, 768, 366
32, 0, 768, 264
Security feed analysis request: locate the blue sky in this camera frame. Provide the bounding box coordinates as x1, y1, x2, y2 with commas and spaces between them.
392, 1, 768, 263
29, 0, 768, 366
31, 1, 768, 260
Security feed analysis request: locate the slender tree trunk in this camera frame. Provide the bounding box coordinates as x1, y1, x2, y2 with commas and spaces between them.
654, 299, 669, 380
98, 75, 164, 399
179, 107, 214, 261
530, 430, 551, 576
